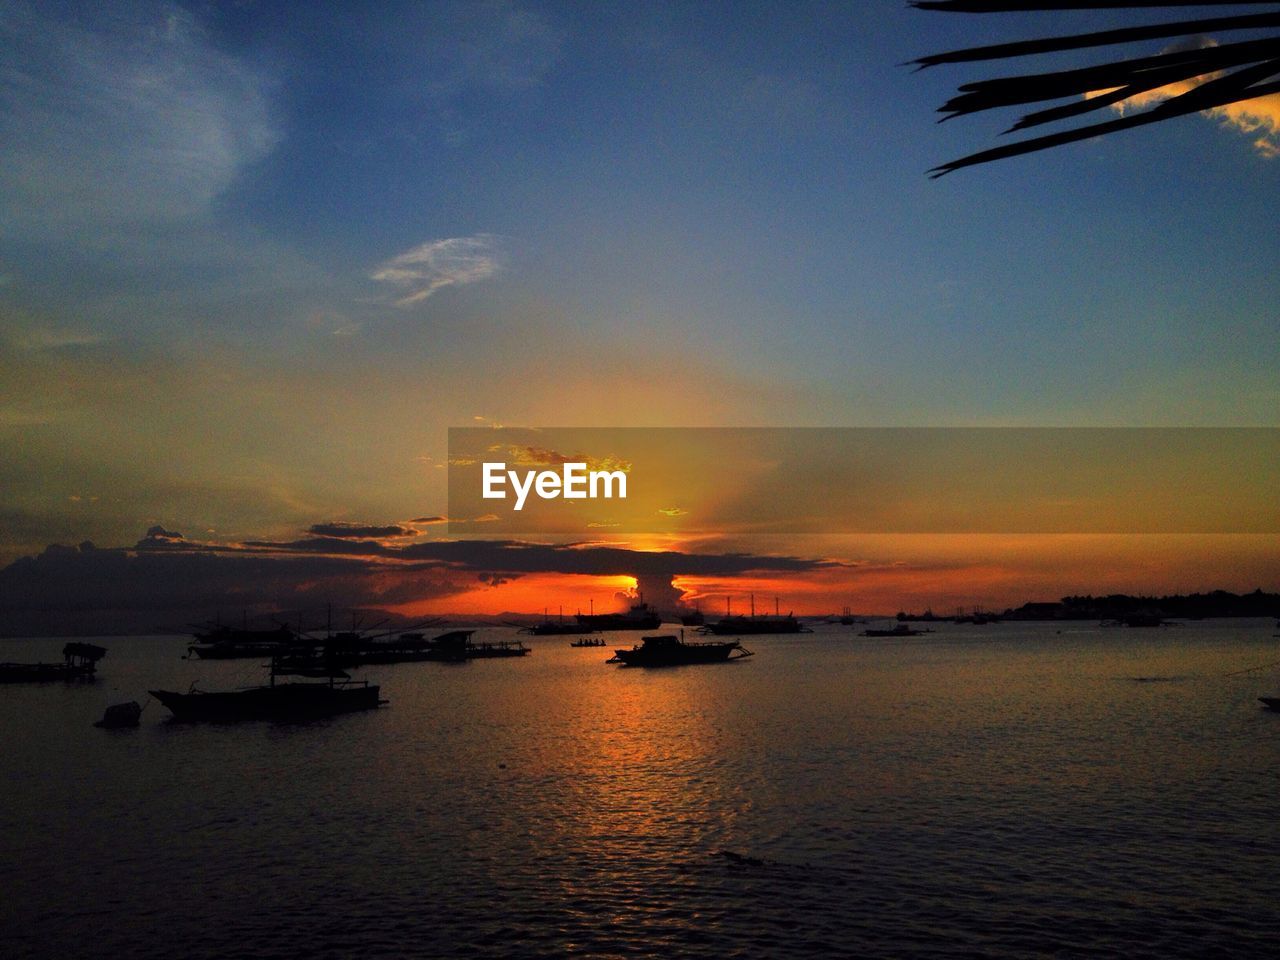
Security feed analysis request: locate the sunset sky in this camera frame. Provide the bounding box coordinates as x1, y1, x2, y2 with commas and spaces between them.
2, 1, 1277, 627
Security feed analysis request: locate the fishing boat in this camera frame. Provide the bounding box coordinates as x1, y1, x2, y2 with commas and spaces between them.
324, 629, 528, 664
518, 607, 599, 635
701, 595, 810, 635
187, 622, 301, 659
576, 597, 662, 631
679, 604, 706, 626
569, 637, 607, 647
149, 654, 383, 721
862, 623, 931, 637
430, 631, 529, 660
607, 633, 753, 667
0, 642, 106, 683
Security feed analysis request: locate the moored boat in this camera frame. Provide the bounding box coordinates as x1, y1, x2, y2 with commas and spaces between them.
519, 607, 599, 635
0, 642, 106, 683
701, 595, 810, 635
149, 655, 383, 722
607, 633, 753, 667
576, 597, 662, 631
187, 623, 302, 659
862, 623, 931, 637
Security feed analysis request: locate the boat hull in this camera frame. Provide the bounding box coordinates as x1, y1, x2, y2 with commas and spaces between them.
149, 682, 382, 721
701, 617, 808, 635
609, 635, 752, 667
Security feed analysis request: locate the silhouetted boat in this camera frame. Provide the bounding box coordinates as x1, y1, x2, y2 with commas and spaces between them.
607, 633, 753, 667
679, 604, 705, 626
862, 624, 931, 637
326, 629, 528, 664
702, 595, 810, 635
1100, 613, 1170, 628
187, 623, 301, 659
576, 598, 662, 631
569, 637, 607, 647
519, 607, 598, 635
149, 655, 383, 721
0, 642, 106, 683
1259, 697, 1280, 712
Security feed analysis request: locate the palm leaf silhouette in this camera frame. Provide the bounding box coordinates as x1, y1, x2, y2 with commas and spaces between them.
915, 1, 1280, 175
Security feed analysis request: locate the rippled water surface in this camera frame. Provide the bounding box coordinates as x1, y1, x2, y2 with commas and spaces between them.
3, 621, 1279, 958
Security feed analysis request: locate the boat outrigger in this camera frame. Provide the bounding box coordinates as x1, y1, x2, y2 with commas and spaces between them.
607, 633, 753, 667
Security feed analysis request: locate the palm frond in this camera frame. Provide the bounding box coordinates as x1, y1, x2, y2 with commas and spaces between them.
917, 1, 1280, 175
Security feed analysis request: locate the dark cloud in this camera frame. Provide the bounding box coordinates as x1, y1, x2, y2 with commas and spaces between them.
307, 522, 416, 539
0, 540, 466, 635
0, 527, 841, 634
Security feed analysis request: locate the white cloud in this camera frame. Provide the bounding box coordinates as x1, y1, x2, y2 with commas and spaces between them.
370, 234, 503, 307
0, 2, 278, 234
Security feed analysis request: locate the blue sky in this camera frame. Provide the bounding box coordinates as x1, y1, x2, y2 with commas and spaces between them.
2, 0, 1278, 564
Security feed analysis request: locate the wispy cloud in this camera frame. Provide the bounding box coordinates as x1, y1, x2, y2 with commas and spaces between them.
370, 234, 503, 306
0, 3, 278, 234
307, 522, 418, 540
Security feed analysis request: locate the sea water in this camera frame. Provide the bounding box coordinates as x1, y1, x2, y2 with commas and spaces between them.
2, 620, 1278, 958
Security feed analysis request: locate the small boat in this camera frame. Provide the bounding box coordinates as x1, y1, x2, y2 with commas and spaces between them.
0, 642, 106, 683
94, 701, 142, 728
862, 623, 931, 637
569, 637, 607, 647
149, 654, 383, 722
838, 606, 860, 625
1259, 697, 1280, 712
679, 604, 705, 626
607, 633, 753, 667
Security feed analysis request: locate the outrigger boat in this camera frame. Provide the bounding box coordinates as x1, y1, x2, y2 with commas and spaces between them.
607, 633, 753, 667
517, 607, 599, 636
862, 623, 931, 637
701, 595, 810, 635
149, 653, 383, 722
